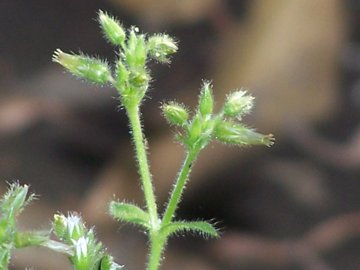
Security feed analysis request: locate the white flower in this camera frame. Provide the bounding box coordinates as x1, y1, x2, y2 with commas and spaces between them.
72, 236, 89, 259
67, 214, 82, 237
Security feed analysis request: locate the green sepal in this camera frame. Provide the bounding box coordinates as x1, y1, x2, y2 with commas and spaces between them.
114, 59, 129, 92
99, 255, 124, 270
13, 231, 49, 248
214, 121, 274, 147
109, 201, 150, 229
161, 221, 219, 239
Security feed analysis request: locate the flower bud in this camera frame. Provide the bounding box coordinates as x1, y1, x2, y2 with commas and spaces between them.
148, 34, 178, 63
162, 102, 189, 126
214, 121, 274, 147
98, 10, 126, 46
223, 89, 254, 118
53, 214, 67, 240
53, 214, 85, 242
125, 30, 147, 68
198, 81, 214, 116
52, 49, 112, 85
3, 184, 29, 216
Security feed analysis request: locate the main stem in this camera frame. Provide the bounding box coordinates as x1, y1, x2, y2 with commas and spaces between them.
126, 104, 158, 225
162, 148, 199, 225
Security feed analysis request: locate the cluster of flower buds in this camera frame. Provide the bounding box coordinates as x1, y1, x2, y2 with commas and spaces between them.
53, 10, 178, 108
53, 213, 122, 270
0, 183, 49, 268
162, 82, 274, 151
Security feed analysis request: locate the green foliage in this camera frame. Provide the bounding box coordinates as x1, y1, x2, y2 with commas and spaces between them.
0, 183, 48, 269
109, 201, 150, 229
52, 213, 122, 270
52, 10, 272, 270
160, 221, 219, 239
0, 9, 273, 270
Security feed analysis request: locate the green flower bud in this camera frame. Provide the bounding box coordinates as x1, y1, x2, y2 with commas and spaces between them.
198, 81, 214, 116
129, 69, 149, 89
53, 214, 67, 240
214, 121, 274, 147
98, 10, 126, 46
223, 89, 254, 118
148, 34, 178, 63
53, 214, 85, 242
52, 49, 113, 85
162, 102, 189, 126
125, 30, 147, 68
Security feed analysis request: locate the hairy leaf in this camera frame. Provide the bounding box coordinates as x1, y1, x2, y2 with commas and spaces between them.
109, 201, 150, 229
161, 221, 218, 239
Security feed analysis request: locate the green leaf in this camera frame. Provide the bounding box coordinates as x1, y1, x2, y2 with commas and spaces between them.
109, 201, 150, 229
161, 221, 219, 239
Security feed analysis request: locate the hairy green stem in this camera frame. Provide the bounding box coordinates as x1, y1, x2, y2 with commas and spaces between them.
126, 104, 158, 226
162, 148, 200, 225
147, 232, 166, 270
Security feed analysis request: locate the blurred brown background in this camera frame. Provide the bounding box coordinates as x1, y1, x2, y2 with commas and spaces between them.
1, 0, 360, 269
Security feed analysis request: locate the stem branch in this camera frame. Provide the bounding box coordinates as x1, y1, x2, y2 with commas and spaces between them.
162, 148, 199, 225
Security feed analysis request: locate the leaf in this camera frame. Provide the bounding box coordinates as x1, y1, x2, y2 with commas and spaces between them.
161, 221, 219, 239
109, 201, 150, 229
